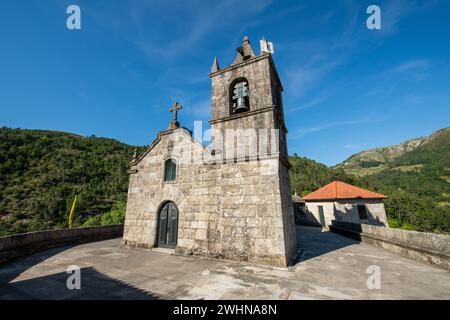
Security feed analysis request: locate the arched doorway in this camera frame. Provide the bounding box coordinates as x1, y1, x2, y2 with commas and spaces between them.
157, 202, 179, 248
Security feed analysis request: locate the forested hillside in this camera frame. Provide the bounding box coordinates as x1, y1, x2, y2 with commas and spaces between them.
361, 128, 450, 233
336, 127, 449, 177
291, 127, 449, 234
0, 127, 142, 236
289, 154, 369, 196
0, 126, 448, 236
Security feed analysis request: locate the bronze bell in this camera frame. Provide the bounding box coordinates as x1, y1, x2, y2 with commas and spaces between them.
234, 97, 248, 113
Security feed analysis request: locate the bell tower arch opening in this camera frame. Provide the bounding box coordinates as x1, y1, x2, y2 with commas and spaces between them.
229, 77, 250, 115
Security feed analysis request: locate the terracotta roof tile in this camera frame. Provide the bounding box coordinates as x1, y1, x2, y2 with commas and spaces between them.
303, 181, 387, 201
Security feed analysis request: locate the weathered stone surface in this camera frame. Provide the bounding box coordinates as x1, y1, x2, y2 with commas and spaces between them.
2, 229, 450, 300
122, 37, 296, 267
330, 220, 450, 270
302, 199, 388, 228
0, 225, 123, 265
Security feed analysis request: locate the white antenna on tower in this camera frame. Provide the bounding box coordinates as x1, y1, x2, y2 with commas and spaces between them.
260, 37, 274, 54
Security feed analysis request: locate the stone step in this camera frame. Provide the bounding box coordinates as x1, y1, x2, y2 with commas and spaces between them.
152, 247, 175, 255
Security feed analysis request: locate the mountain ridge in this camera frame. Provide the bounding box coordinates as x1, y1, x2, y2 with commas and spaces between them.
335, 127, 450, 176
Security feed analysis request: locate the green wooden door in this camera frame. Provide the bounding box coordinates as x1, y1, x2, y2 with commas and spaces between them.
157, 202, 179, 248
318, 206, 326, 227
167, 204, 178, 246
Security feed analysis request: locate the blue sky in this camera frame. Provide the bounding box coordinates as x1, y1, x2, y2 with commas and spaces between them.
0, 0, 449, 166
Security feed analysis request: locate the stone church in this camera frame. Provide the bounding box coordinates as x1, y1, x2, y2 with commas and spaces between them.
122, 37, 297, 267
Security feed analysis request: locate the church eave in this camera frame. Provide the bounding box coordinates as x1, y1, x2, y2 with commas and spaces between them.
129, 135, 161, 167
130, 127, 212, 167
209, 53, 283, 92
209, 53, 270, 77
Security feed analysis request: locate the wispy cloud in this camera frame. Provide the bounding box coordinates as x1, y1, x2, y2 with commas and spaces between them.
187, 98, 211, 119
280, 0, 442, 114
382, 58, 434, 82
132, 0, 272, 59
287, 93, 331, 113
380, 0, 442, 35
286, 77, 354, 113
285, 56, 347, 99
279, 2, 364, 106
293, 116, 389, 139
404, 93, 450, 105
392, 59, 430, 73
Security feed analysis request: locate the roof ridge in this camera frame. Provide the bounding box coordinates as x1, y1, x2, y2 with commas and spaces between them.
303, 180, 387, 201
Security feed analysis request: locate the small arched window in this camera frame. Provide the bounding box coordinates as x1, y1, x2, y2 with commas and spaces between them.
229, 78, 250, 115
164, 158, 177, 182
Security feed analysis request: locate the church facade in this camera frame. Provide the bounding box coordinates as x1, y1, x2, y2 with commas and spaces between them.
122, 37, 297, 267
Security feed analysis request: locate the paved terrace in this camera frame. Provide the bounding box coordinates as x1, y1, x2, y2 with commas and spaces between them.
1, 226, 449, 299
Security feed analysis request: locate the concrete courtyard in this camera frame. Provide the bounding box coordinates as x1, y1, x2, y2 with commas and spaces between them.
1, 226, 449, 299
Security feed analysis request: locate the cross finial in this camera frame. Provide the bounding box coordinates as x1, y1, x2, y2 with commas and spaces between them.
169, 101, 182, 129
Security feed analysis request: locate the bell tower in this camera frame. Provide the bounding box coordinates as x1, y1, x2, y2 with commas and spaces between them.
209, 36, 288, 163
208, 36, 297, 266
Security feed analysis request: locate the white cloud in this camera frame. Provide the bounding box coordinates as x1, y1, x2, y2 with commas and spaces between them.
131, 0, 272, 59
293, 117, 388, 139
379, 0, 441, 35
392, 59, 430, 73
188, 98, 211, 119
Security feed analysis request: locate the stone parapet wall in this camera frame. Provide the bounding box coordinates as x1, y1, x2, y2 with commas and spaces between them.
330, 220, 450, 270
0, 225, 123, 265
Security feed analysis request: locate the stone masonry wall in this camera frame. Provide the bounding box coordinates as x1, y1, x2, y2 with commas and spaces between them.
0, 225, 123, 265
124, 43, 296, 267
211, 55, 274, 121
278, 161, 297, 259
334, 199, 388, 226
122, 128, 295, 266
330, 220, 450, 270
304, 199, 388, 229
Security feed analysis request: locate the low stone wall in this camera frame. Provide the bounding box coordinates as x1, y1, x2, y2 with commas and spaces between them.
0, 225, 123, 265
329, 221, 450, 271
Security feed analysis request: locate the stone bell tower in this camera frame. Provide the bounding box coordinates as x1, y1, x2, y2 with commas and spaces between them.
209, 36, 289, 162
208, 36, 297, 266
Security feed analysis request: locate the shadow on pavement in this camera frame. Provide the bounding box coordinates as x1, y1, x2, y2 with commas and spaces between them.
0, 245, 159, 300
2, 266, 159, 300
293, 226, 360, 264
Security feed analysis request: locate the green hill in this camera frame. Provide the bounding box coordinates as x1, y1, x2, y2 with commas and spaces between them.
0, 126, 448, 237
336, 127, 449, 176
289, 154, 370, 197
336, 127, 450, 233
0, 127, 143, 236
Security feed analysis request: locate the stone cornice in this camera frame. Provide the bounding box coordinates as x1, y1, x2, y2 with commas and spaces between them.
209, 53, 283, 91
209, 106, 273, 125
209, 53, 270, 77
204, 153, 292, 169
209, 105, 288, 134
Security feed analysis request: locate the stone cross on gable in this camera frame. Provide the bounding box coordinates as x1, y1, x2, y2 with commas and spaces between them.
168, 101, 182, 130
170, 101, 182, 122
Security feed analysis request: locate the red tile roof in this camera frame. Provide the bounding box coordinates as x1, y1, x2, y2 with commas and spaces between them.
303, 181, 387, 201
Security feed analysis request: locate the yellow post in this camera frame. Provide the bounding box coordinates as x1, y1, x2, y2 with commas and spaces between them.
68, 195, 78, 228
